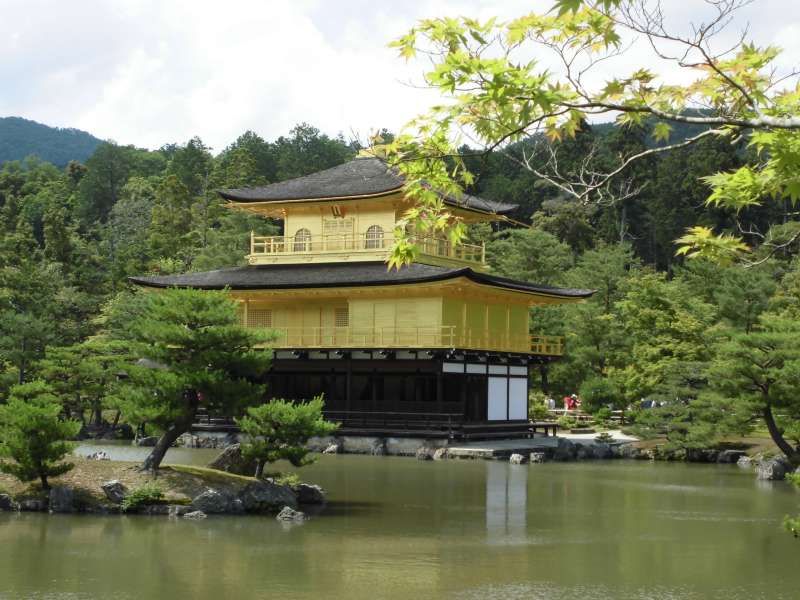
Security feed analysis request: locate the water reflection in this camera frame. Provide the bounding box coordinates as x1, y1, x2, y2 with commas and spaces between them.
485, 461, 527, 545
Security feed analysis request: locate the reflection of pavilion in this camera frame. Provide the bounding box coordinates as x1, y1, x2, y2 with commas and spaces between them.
485, 461, 528, 543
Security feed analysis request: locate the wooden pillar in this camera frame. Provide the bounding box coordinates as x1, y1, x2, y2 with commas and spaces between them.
345, 356, 352, 412
436, 365, 444, 414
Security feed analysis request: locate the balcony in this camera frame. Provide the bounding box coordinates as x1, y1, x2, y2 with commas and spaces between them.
249, 324, 563, 356
248, 232, 486, 268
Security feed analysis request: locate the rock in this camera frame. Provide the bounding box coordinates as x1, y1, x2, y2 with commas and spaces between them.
276, 506, 306, 522
135, 436, 159, 447
640, 448, 656, 460
84, 504, 120, 515
737, 455, 754, 469
293, 483, 326, 505
19, 498, 48, 512
415, 447, 433, 461
575, 445, 593, 460
509, 453, 527, 464
140, 504, 170, 515
757, 457, 790, 481
239, 480, 298, 513
86, 451, 110, 461
322, 443, 340, 455
685, 448, 718, 463
593, 443, 613, 459
432, 448, 448, 461
553, 438, 576, 461
183, 510, 207, 520
717, 449, 748, 464
207, 444, 257, 476
0, 494, 18, 512
169, 505, 192, 517
370, 440, 387, 456
192, 488, 241, 514
49, 486, 75, 513
529, 452, 546, 464
101, 480, 128, 504
115, 423, 135, 440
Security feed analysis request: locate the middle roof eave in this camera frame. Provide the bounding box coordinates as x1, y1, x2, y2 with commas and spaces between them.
128, 262, 594, 299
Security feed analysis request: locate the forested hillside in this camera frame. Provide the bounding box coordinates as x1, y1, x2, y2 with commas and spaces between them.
0, 117, 102, 167
0, 118, 798, 457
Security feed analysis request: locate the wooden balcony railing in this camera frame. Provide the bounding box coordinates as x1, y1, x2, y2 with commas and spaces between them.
249, 232, 486, 266
248, 324, 563, 356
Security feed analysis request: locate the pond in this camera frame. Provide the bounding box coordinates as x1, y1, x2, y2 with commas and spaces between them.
0, 444, 797, 599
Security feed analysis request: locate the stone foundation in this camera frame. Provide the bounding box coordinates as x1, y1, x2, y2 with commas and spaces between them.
183, 431, 450, 457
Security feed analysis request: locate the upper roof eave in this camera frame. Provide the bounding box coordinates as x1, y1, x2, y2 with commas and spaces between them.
217, 157, 518, 216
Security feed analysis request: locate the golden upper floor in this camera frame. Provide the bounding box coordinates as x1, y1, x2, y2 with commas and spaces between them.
220, 157, 516, 270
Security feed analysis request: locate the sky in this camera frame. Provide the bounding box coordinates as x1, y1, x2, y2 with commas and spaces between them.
2, 0, 799, 152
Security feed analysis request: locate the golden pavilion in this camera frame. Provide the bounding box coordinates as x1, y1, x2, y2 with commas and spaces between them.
131, 157, 591, 439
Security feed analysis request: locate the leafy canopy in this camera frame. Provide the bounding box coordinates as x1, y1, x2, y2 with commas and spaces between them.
384, 0, 800, 267
0, 380, 81, 489
236, 397, 338, 478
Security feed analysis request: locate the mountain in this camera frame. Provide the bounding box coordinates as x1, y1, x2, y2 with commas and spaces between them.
0, 116, 103, 167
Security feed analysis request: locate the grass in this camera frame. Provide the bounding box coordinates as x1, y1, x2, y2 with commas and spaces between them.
164, 464, 256, 485
632, 432, 781, 456
0, 458, 261, 506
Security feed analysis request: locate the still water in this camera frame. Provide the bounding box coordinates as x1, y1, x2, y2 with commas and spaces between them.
0, 445, 798, 600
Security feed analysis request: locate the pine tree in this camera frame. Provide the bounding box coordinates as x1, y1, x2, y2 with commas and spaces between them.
0, 381, 81, 490
236, 397, 338, 478
111, 288, 271, 471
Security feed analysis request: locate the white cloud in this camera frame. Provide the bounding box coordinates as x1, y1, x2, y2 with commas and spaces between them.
0, 0, 798, 151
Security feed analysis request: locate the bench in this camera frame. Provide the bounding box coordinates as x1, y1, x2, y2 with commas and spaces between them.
531, 421, 558, 437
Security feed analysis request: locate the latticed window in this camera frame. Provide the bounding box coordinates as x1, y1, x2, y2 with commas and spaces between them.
323, 217, 354, 236
364, 225, 384, 249
334, 307, 349, 328
323, 217, 354, 250
293, 228, 312, 251
247, 308, 273, 329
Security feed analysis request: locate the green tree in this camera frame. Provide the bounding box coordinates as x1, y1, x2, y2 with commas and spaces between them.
236, 397, 338, 478
614, 272, 715, 405
708, 315, 800, 463
385, 1, 800, 267
148, 175, 194, 263
0, 257, 64, 384
110, 288, 271, 471
0, 381, 80, 490
547, 243, 637, 397
488, 227, 573, 283
37, 339, 129, 427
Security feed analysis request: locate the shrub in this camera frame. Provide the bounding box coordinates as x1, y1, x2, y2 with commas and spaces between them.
594, 406, 613, 427
528, 391, 550, 421
0, 381, 81, 490
121, 483, 164, 513
236, 396, 338, 478
557, 415, 579, 430
595, 432, 614, 444
274, 472, 301, 487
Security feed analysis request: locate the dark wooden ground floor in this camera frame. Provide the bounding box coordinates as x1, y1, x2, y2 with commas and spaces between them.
197, 348, 559, 439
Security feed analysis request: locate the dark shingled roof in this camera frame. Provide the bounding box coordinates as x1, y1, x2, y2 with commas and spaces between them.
129, 262, 593, 299
218, 157, 517, 215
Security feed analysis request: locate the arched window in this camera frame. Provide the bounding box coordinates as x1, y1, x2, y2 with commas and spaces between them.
364, 225, 384, 249
293, 228, 312, 252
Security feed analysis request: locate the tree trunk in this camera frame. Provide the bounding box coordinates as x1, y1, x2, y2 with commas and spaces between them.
538, 363, 549, 395
18, 338, 26, 385
763, 404, 800, 464
40, 473, 49, 491
254, 460, 264, 479
141, 390, 199, 472
111, 410, 121, 431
